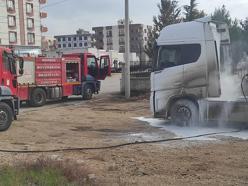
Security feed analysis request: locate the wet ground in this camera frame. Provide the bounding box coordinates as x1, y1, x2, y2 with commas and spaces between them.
0, 73, 248, 185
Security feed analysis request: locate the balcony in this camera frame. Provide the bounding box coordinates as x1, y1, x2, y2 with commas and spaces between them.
39, 0, 47, 4
106, 33, 112, 38
119, 33, 125, 36
41, 26, 48, 33
40, 12, 47, 18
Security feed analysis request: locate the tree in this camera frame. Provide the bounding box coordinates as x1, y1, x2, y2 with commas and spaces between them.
212, 5, 232, 26
212, 5, 246, 65
183, 0, 206, 22
240, 18, 248, 54
241, 18, 248, 32
145, 0, 181, 58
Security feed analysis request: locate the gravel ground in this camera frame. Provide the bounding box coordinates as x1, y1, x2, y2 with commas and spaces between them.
0, 74, 247, 185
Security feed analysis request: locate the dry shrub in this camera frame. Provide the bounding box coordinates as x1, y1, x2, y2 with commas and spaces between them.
17, 156, 95, 185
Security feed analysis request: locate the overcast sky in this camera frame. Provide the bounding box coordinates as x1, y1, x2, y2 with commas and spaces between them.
42, 0, 248, 37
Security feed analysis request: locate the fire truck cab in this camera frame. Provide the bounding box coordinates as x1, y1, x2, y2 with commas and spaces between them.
0, 47, 24, 131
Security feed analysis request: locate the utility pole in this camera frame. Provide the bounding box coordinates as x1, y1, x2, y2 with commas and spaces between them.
124, 0, 130, 98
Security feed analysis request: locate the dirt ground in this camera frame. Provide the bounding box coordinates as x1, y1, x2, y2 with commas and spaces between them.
0, 75, 247, 185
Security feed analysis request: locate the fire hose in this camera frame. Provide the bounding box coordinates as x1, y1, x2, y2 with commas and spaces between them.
0, 129, 244, 153
241, 73, 248, 103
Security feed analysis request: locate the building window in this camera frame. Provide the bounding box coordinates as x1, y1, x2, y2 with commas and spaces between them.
79, 43, 83, 47
58, 38, 61, 42
107, 30, 112, 37
119, 46, 125, 53
119, 29, 125, 36
74, 43, 77, 47
63, 44, 66, 48
84, 43, 88, 47
107, 38, 112, 45
68, 37, 71, 41
58, 44, 61, 48
144, 29, 147, 33
73, 37, 77, 41
9, 31, 17, 43
63, 37, 66, 41
84, 36, 87, 40
68, 43, 72, 47
27, 18, 34, 29
7, 0, 15, 11
26, 3, 33, 14
27, 33, 35, 44
119, 37, 125, 45
79, 36, 82, 41
8, 16, 16, 27
107, 45, 113, 51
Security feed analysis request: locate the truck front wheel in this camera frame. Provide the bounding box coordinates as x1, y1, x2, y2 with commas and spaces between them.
30, 88, 47, 107
0, 102, 13, 131
83, 84, 93, 100
170, 99, 199, 126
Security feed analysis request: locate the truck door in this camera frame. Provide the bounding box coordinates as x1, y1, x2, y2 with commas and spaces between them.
151, 45, 183, 112
2, 51, 17, 95
86, 55, 98, 79
181, 43, 208, 96
98, 55, 111, 80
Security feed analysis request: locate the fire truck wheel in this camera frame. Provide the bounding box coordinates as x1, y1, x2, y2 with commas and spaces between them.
30, 88, 47, 107
0, 102, 13, 131
83, 84, 93, 100
170, 99, 199, 126
62, 96, 68, 101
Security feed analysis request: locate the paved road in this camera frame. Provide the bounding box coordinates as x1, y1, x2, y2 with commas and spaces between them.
99, 73, 121, 94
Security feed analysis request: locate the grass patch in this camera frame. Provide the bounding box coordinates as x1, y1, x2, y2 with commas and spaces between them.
0, 157, 94, 186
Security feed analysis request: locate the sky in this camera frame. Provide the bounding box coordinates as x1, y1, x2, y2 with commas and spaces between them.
41, 0, 248, 37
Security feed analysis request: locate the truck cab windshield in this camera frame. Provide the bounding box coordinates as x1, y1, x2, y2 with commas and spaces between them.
158, 46, 181, 69
157, 44, 201, 70
3, 51, 17, 75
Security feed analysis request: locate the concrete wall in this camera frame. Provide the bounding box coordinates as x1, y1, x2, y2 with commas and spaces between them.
120, 76, 150, 94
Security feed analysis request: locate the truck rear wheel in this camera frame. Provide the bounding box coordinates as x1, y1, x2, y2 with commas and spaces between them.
170, 99, 199, 126
0, 102, 13, 131
83, 84, 93, 100
30, 88, 47, 107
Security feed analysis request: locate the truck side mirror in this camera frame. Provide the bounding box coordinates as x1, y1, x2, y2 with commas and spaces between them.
19, 57, 24, 75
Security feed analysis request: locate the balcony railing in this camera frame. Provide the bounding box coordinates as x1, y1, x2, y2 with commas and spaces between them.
39, 0, 47, 4
40, 12, 47, 18
41, 26, 48, 32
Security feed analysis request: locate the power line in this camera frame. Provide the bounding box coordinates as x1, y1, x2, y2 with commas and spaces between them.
41, 0, 72, 9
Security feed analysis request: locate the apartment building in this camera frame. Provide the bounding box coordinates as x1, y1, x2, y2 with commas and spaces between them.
0, 0, 47, 53
92, 20, 152, 61
54, 29, 93, 53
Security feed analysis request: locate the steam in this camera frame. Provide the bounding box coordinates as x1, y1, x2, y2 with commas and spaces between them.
204, 47, 247, 125
219, 67, 241, 101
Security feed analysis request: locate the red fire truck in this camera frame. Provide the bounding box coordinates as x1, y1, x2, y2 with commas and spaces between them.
0, 47, 24, 131
18, 53, 111, 107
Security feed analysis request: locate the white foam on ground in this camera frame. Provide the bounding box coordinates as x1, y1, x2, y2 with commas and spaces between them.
127, 132, 164, 142
134, 117, 248, 141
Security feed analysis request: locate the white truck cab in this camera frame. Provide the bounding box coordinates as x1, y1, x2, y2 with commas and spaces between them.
151, 17, 230, 125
